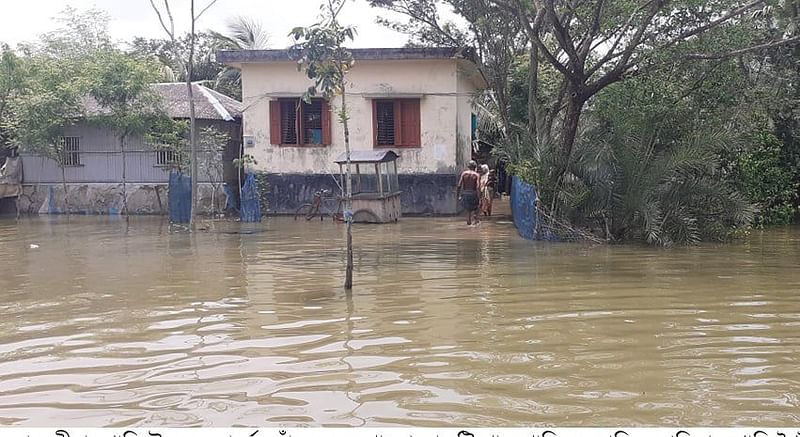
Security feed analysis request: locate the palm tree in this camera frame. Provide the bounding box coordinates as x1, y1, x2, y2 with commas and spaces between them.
567, 112, 755, 246
211, 16, 269, 93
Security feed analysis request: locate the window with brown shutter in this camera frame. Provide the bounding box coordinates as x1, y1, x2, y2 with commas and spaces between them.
269, 98, 330, 146
372, 98, 421, 148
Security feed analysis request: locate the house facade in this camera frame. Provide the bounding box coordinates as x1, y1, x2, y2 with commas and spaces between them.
17, 83, 243, 215
217, 47, 487, 215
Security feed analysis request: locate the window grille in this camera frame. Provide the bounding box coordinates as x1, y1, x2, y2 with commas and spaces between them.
59, 136, 81, 166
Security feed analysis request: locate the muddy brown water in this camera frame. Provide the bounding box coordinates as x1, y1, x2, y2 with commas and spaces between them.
0, 216, 799, 426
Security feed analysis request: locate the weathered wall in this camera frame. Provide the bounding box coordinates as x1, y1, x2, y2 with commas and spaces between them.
16, 183, 228, 216
456, 60, 481, 171
240, 59, 480, 175
264, 173, 460, 215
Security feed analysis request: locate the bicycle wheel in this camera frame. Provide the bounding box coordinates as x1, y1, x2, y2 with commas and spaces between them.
294, 204, 317, 221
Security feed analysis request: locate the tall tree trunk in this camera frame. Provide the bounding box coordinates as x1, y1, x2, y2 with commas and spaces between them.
528, 44, 540, 140
549, 91, 584, 212
121, 135, 128, 215
341, 91, 354, 290
187, 0, 198, 227
494, 76, 512, 145
61, 165, 69, 215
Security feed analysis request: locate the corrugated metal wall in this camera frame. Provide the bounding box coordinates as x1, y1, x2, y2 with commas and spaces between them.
20, 120, 234, 184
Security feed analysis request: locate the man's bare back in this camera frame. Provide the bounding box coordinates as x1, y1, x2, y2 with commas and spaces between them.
457, 161, 482, 225
458, 170, 480, 193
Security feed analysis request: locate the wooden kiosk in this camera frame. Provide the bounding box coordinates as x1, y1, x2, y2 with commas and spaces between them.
335, 151, 402, 223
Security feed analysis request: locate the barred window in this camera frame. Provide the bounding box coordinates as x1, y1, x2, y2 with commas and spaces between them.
374, 101, 395, 146
155, 148, 181, 166
58, 136, 81, 166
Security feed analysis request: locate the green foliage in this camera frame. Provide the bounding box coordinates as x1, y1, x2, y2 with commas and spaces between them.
87, 50, 166, 141
562, 72, 758, 245
146, 118, 190, 173
232, 154, 258, 168
130, 16, 269, 101
6, 7, 114, 163
197, 126, 228, 183
9, 53, 87, 163
129, 31, 245, 99
0, 44, 26, 149
208, 16, 270, 99
253, 172, 271, 213
568, 119, 754, 246
732, 132, 799, 225
289, 21, 355, 102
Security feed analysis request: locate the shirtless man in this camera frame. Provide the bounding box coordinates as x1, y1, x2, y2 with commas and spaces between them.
456, 160, 481, 225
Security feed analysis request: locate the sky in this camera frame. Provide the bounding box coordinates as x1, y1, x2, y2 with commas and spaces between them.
0, 0, 412, 49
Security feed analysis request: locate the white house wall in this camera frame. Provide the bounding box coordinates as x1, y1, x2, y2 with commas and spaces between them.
241, 59, 472, 175
456, 60, 480, 172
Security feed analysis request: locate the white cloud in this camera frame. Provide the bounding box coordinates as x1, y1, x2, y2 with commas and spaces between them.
0, 0, 410, 48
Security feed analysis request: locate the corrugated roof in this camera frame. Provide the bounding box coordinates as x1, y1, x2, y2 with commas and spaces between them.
334, 150, 400, 164
82, 82, 243, 121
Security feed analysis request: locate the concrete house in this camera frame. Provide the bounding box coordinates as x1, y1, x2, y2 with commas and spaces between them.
217, 47, 487, 214
17, 83, 243, 215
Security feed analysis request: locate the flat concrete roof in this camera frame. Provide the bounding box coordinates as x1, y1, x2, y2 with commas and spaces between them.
217, 47, 478, 64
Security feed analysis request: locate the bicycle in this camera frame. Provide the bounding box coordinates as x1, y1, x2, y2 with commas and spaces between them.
294, 189, 344, 221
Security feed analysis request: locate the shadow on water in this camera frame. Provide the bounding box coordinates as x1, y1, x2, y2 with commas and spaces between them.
0, 216, 799, 426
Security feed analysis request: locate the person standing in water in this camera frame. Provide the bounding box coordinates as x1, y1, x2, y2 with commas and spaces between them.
457, 160, 481, 225
479, 164, 493, 217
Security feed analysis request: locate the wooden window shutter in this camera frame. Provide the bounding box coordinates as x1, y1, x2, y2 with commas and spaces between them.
321, 99, 332, 145
269, 100, 281, 145
372, 99, 378, 147
401, 99, 421, 147
393, 100, 403, 146
297, 101, 305, 145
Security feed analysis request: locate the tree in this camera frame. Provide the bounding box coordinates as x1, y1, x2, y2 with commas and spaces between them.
7, 7, 102, 213
9, 56, 85, 212
129, 32, 228, 90
87, 50, 166, 215
210, 16, 270, 99
149, 0, 220, 227
3, 7, 121, 213
500, 0, 800, 211
0, 44, 26, 150
565, 69, 757, 245
732, 132, 799, 225
197, 126, 229, 216
290, 0, 357, 289
370, 0, 529, 141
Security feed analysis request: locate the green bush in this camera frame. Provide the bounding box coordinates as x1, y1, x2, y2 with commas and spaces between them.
253, 172, 270, 214
734, 132, 799, 225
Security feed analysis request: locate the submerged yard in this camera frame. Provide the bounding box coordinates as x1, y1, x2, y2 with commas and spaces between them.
0, 216, 799, 426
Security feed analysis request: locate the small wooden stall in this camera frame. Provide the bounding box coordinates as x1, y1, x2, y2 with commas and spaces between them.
335, 150, 402, 223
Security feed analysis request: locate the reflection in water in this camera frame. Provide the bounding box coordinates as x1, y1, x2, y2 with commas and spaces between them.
0, 216, 799, 426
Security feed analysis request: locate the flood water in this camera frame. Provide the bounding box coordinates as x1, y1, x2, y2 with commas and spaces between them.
0, 216, 799, 426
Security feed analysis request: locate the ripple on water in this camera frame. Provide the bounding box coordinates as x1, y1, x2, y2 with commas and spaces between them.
0, 216, 798, 425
